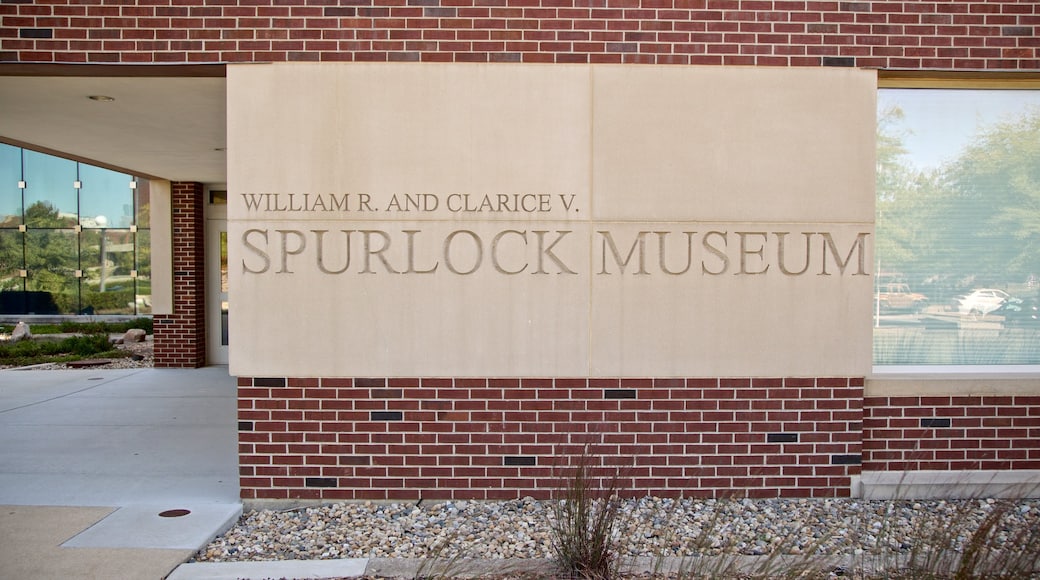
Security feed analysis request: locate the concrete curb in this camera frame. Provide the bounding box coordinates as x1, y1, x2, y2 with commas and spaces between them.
167, 555, 861, 579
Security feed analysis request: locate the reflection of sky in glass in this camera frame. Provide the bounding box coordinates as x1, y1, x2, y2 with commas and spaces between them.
24, 150, 77, 223
0, 146, 136, 228
79, 164, 133, 228
879, 89, 1040, 171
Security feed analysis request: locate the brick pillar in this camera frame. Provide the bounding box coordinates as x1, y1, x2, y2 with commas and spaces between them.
154, 181, 206, 368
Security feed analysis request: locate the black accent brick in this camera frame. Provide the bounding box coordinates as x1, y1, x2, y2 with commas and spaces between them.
604, 389, 637, 399
822, 56, 856, 67
767, 433, 799, 443
371, 388, 403, 399
19, 29, 53, 39
831, 454, 862, 465
504, 456, 537, 466
305, 477, 337, 488
238, 421, 254, 431
371, 411, 404, 421
324, 7, 356, 16
355, 378, 386, 388
1003, 26, 1032, 36
920, 418, 952, 428
253, 377, 286, 387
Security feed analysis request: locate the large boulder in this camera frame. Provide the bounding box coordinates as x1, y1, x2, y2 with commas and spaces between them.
10, 322, 31, 343
122, 328, 147, 343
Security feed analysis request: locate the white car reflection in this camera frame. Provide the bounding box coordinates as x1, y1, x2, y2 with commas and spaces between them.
957, 288, 1011, 318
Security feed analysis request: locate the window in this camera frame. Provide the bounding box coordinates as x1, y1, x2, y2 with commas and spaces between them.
0, 143, 150, 316
874, 81, 1040, 367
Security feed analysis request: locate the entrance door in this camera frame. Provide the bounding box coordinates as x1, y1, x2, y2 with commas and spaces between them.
205, 199, 229, 365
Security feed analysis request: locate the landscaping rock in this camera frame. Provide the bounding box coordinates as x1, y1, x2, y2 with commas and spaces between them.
123, 328, 147, 343
10, 322, 31, 343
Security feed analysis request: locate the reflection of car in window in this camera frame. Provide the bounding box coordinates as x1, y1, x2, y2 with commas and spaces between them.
999, 296, 1040, 326
876, 283, 929, 313
957, 288, 1011, 318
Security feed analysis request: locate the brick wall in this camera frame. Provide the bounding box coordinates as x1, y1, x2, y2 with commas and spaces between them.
864, 395, 1040, 472
237, 376, 864, 501
153, 181, 206, 368
1, 0, 1037, 69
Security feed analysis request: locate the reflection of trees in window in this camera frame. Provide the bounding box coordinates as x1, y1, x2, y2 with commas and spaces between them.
25, 211, 78, 313
947, 111, 1040, 284
23, 151, 77, 228
0, 230, 22, 292
877, 105, 1040, 295
80, 229, 135, 315
876, 94, 1040, 366
0, 147, 150, 316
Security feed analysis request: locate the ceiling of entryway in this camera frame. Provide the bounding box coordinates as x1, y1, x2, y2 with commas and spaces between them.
0, 65, 227, 184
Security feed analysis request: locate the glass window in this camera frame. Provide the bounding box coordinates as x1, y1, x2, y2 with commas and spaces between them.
0, 145, 151, 316
25, 229, 78, 314
0, 144, 21, 227
79, 229, 135, 315
79, 164, 133, 228
875, 87, 1040, 366
0, 230, 22, 291
23, 150, 77, 228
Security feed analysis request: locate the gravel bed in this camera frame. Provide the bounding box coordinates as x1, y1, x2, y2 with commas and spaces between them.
196, 496, 1039, 565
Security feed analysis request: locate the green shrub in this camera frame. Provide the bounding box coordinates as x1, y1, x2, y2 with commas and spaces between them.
56, 317, 152, 334
0, 333, 120, 365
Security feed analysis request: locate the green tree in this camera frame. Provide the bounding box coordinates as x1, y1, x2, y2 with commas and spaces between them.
875, 106, 947, 286
944, 109, 1040, 284
23, 201, 78, 312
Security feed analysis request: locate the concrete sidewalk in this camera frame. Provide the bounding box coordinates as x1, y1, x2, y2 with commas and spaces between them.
0, 366, 241, 579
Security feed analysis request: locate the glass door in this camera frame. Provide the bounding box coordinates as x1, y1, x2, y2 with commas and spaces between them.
205, 195, 228, 364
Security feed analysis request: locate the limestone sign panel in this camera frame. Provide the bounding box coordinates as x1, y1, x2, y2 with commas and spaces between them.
227, 63, 875, 378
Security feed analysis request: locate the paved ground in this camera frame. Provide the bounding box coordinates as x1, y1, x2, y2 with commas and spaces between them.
0, 366, 241, 579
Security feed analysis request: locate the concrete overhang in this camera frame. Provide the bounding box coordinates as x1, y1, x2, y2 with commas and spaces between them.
0, 64, 227, 185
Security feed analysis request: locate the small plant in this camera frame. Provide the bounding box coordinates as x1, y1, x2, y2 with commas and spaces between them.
548, 446, 628, 580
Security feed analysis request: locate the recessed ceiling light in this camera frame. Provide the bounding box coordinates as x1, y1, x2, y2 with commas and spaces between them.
88, 95, 115, 102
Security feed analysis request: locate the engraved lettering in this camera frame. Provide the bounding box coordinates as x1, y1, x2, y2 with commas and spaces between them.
444, 230, 483, 275
701, 231, 729, 275
776, 231, 813, 276
361, 230, 398, 273
403, 230, 438, 274
559, 194, 577, 211
492, 230, 528, 275
655, 231, 696, 276
820, 232, 869, 276
313, 229, 354, 275
359, 194, 376, 212
597, 231, 649, 275
737, 231, 770, 275
533, 230, 577, 275
241, 228, 270, 274
276, 229, 306, 274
